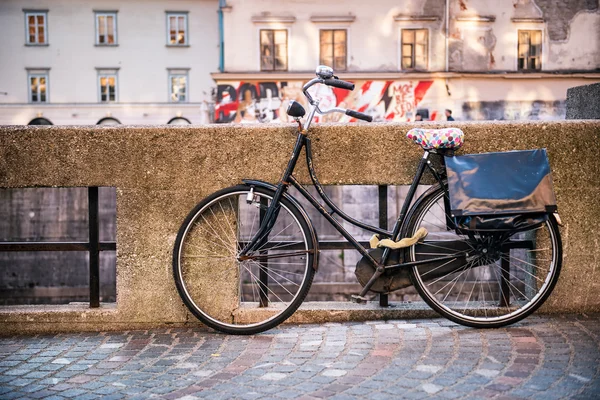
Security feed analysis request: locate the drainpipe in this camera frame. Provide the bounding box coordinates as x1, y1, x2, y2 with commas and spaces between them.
218, 0, 226, 72
445, 0, 449, 72
445, 0, 451, 97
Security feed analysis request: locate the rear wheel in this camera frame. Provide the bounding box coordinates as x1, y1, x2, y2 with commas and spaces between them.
173, 185, 315, 335
404, 184, 562, 328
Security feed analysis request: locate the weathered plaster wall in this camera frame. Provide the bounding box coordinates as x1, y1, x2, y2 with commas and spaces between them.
534, 0, 598, 41
448, 0, 600, 71
222, 0, 599, 73
0, 121, 599, 333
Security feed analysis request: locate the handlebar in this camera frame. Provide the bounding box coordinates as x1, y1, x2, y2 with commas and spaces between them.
301, 71, 372, 125
323, 78, 355, 91
345, 109, 373, 122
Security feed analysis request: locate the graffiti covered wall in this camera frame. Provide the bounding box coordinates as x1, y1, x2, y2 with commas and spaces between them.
462, 100, 566, 121
214, 79, 573, 123
214, 80, 435, 123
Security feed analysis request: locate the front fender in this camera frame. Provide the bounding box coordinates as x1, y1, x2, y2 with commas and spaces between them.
242, 179, 320, 271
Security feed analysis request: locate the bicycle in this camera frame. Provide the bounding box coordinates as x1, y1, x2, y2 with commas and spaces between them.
172, 65, 563, 335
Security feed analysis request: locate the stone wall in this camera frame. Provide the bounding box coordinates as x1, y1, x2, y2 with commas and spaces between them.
566, 82, 600, 119
0, 120, 599, 333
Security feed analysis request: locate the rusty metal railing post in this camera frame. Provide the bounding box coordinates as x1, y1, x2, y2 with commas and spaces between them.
88, 187, 100, 308
378, 185, 389, 307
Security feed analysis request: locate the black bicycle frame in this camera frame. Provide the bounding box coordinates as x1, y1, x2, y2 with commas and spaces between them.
239, 130, 455, 273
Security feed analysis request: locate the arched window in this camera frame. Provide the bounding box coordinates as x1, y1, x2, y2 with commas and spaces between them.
28, 117, 53, 125
167, 116, 191, 125
97, 117, 121, 126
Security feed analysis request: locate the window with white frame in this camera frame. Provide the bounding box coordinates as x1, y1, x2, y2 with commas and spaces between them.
260, 29, 288, 71
401, 29, 428, 70
28, 70, 49, 103
25, 11, 48, 45
167, 12, 188, 45
97, 70, 118, 102
320, 29, 347, 71
96, 12, 117, 45
168, 70, 188, 102
518, 30, 542, 71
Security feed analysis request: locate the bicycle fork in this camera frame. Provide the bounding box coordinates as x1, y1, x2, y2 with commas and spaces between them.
239, 128, 306, 258
238, 186, 283, 257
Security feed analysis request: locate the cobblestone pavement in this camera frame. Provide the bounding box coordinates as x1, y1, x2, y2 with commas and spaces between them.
1, 314, 599, 400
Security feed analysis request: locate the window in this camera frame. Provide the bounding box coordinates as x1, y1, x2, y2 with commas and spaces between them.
167, 116, 191, 125
320, 29, 347, 71
401, 29, 428, 70
25, 11, 48, 45
28, 117, 53, 125
97, 117, 121, 125
95, 12, 117, 45
518, 30, 542, 71
98, 72, 117, 103
168, 70, 188, 102
28, 71, 49, 103
260, 29, 288, 71
167, 12, 188, 45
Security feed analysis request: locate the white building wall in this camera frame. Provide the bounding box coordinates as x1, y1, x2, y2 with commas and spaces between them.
0, 0, 219, 125
223, 0, 449, 72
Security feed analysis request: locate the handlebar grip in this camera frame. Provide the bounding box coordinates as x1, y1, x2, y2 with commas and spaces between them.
323, 78, 355, 91
346, 109, 373, 122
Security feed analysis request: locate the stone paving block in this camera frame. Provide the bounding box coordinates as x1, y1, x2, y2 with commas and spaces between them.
59, 388, 89, 398
72, 393, 101, 400
2, 316, 600, 399
0, 391, 24, 400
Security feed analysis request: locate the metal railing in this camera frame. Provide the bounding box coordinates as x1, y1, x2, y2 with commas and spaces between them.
310, 185, 390, 306
0, 185, 387, 307
0, 187, 116, 307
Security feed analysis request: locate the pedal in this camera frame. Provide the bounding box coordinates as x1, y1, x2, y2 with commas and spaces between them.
351, 295, 368, 304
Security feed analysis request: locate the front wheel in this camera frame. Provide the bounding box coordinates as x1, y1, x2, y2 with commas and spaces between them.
404, 184, 562, 328
173, 185, 316, 335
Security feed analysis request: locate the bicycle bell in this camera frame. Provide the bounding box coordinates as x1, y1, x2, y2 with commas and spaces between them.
315, 65, 334, 79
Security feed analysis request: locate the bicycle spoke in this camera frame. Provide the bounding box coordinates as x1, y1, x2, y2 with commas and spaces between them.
464, 272, 478, 313
419, 241, 471, 254
242, 263, 288, 305
501, 256, 547, 284
198, 215, 238, 257
507, 254, 550, 273
187, 223, 237, 256
217, 201, 238, 244
250, 261, 302, 288
254, 220, 297, 252
419, 257, 458, 277
205, 210, 237, 252
249, 261, 296, 298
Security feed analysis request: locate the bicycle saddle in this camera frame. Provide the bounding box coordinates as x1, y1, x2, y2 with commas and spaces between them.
406, 128, 464, 150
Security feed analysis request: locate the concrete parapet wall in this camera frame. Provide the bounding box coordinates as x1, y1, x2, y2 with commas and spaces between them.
1, 121, 599, 334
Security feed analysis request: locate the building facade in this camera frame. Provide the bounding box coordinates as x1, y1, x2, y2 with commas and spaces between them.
0, 0, 219, 125
0, 0, 598, 126
214, 0, 600, 123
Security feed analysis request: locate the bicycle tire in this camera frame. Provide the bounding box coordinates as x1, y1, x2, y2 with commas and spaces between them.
173, 184, 316, 335
403, 183, 562, 328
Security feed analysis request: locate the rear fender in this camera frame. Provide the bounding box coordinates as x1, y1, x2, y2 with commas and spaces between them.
242, 179, 320, 271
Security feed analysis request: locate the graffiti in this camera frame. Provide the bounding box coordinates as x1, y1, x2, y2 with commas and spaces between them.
462, 100, 566, 121
214, 80, 434, 123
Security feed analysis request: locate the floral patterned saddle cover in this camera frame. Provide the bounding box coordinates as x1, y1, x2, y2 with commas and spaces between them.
406, 128, 464, 150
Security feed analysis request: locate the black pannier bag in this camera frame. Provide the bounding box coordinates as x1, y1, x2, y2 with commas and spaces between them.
445, 149, 557, 232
